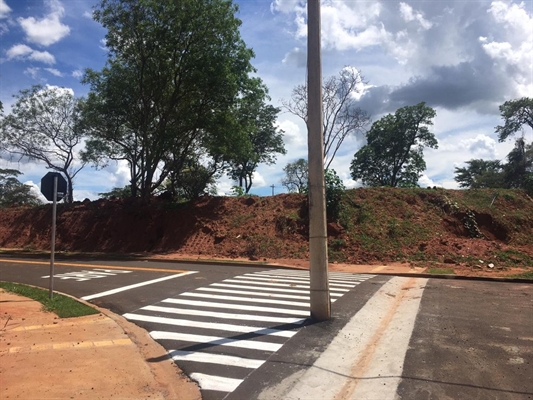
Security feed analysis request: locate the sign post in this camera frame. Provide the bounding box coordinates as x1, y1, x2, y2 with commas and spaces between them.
41, 172, 67, 299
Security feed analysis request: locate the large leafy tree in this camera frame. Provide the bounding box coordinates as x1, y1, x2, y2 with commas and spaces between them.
454, 159, 505, 189
281, 158, 308, 193
496, 97, 533, 142
503, 137, 533, 191
350, 102, 438, 187
228, 79, 285, 193
0, 85, 86, 203
0, 169, 42, 207
81, 0, 256, 200
283, 67, 370, 169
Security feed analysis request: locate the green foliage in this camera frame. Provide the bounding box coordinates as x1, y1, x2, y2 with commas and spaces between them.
98, 185, 132, 199
0, 85, 86, 203
324, 169, 346, 221
0, 282, 99, 318
81, 0, 257, 200
0, 169, 41, 207
496, 97, 533, 142
281, 158, 308, 193
230, 185, 245, 197
454, 159, 505, 188
350, 102, 437, 187
455, 139, 532, 194
228, 79, 286, 193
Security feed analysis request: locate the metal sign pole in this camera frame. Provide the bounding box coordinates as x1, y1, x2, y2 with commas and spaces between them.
49, 175, 58, 299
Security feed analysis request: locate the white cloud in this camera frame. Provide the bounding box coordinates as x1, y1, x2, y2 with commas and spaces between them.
6, 43, 33, 59
0, 0, 11, 19
271, 0, 303, 14
282, 47, 306, 67
83, 10, 93, 19
23, 180, 48, 203
6, 43, 56, 64
251, 171, 267, 188
399, 2, 433, 30
72, 69, 83, 79
279, 119, 305, 146
45, 67, 63, 77
24, 67, 40, 79
18, 0, 70, 46
459, 134, 498, 158
418, 174, 441, 188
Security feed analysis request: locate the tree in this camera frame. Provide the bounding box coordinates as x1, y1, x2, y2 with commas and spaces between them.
350, 102, 438, 187
228, 79, 285, 193
496, 98, 533, 142
454, 159, 505, 189
503, 137, 533, 191
81, 0, 256, 200
281, 158, 308, 193
283, 67, 370, 169
0, 85, 86, 203
0, 169, 42, 207
98, 185, 132, 199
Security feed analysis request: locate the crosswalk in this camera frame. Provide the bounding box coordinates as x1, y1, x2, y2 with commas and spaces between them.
123, 269, 374, 399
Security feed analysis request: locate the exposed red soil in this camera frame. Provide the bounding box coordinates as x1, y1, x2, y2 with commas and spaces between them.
0, 190, 532, 278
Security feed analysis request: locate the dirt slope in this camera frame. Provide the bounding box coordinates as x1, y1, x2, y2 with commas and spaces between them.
0, 188, 532, 276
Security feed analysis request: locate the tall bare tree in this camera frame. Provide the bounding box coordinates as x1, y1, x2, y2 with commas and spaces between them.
0, 85, 86, 203
282, 67, 370, 169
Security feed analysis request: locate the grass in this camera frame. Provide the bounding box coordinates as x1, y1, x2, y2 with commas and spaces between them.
509, 271, 533, 279
427, 267, 455, 275
0, 282, 100, 318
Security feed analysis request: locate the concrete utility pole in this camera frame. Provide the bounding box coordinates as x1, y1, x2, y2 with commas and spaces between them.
307, 0, 331, 321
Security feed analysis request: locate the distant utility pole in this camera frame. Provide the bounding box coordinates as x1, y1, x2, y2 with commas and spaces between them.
271, 184, 275, 196
307, 0, 331, 321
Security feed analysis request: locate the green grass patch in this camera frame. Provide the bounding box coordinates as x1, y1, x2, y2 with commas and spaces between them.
509, 271, 533, 279
427, 267, 455, 275
0, 282, 99, 318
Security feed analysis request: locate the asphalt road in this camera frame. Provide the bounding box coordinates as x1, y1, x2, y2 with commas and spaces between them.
1, 257, 531, 400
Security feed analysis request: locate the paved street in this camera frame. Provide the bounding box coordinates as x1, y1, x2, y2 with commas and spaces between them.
0, 257, 531, 399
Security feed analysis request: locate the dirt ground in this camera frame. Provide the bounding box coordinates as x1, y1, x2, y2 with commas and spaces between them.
0, 289, 201, 400
0, 190, 532, 278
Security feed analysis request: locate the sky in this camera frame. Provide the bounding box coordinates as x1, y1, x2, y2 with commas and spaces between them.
0, 0, 532, 201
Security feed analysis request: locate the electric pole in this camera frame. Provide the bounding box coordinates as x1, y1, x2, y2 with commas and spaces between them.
307, 0, 331, 321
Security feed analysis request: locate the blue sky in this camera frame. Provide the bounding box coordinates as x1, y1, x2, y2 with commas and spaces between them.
1, 0, 532, 201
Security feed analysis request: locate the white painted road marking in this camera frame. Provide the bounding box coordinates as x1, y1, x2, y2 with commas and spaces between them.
123, 313, 296, 337
150, 331, 283, 352
42, 269, 132, 281
81, 271, 198, 300
142, 305, 306, 325
190, 373, 243, 392
169, 350, 265, 369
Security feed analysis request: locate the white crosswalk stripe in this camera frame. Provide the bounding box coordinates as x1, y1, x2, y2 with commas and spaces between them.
123, 269, 375, 400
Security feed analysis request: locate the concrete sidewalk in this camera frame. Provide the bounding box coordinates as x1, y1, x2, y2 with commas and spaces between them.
0, 289, 200, 400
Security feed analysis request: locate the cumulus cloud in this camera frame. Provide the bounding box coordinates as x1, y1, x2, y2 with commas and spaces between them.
459, 134, 498, 158
0, 0, 11, 19
6, 43, 56, 64
18, 0, 70, 46
279, 119, 305, 146
271, 0, 532, 115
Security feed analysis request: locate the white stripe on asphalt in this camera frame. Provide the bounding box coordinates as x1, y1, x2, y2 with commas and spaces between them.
211, 282, 343, 297
150, 331, 283, 352
224, 278, 351, 291
238, 275, 357, 288
123, 313, 296, 337
190, 372, 242, 392
161, 298, 309, 316
169, 349, 265, 369
197, 287, 311, 300
251, 273, 362, 285
180, 292, 311, 307
81, 271, 198, 300
142, 305, 306, 325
